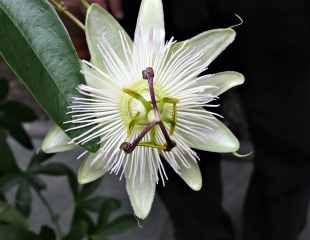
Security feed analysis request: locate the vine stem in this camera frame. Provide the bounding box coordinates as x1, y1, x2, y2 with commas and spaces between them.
49, 0, 85, 31
36, 190, 62, 240
80, 0, 91, 9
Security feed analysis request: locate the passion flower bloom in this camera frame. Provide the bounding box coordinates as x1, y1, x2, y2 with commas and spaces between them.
42, 0, 244, 219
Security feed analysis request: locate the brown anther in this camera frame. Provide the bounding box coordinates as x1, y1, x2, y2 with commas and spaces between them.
120, 142, 133, 153
164, 140, 177, 151
142, 67, 154, 80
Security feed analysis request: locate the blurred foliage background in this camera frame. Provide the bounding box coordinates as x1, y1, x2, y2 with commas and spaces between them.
0, 77, 136, 239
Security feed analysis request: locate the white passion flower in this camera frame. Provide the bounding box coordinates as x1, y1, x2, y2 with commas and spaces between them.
42, 0, 244, 219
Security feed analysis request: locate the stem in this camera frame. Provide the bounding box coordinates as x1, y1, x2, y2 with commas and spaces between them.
36, 190, 62, 240
49, 0, 85, 31
80, 0, 90, 9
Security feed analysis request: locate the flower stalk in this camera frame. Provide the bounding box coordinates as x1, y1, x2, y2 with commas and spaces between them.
80, 0, 90, 9
36, 190, 62, 240
49, 0, 85, 31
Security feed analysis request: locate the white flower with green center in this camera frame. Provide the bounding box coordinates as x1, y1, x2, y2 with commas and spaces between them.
42, 0, 244, 219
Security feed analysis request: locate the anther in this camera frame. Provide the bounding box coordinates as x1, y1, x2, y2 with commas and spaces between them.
120, 142, 133, 153
164, 140, 177, 151
142, 67, 154, 80
120, 120, 159, 154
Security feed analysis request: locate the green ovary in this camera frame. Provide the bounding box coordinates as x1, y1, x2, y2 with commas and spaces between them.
120, 80, 178, 149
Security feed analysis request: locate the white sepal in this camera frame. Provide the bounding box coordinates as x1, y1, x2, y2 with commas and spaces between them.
78, 154, 106, 184
125, 166, 156, 219
41, 125, 75, 153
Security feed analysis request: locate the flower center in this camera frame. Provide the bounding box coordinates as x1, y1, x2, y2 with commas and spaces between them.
120, 68, 178, 153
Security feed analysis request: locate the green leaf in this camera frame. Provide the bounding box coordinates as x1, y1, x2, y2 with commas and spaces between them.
96, 199, 121, 228
0, 132, 20, 173
79, 178, 103, 200
0, 175, 23, 193
0, 201, 29, 229
78, 196, 108, 213
38, 225, 56, 240
27, 176, 47, 191
93, 215, 136, 237
31, 163, 71, 176
67, 171, 79, 199
0, 101, 37, 122
15, 181, 32, 217
28, 151, 54, 170
65, 211, 91, 240
0, 193, 6, 201
0, 224, 37, 240
31, 163, 78, 197
0, 78, 9, 100
64, 221, 88, 240
0, 115, 33, 149
0, 0, 99, 152
90, 236, 108, 240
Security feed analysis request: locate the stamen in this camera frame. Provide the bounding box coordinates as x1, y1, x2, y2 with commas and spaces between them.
142, 67, 160, 120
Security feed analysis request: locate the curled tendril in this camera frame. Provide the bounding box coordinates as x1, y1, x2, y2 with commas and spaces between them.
229, 14, 244, 29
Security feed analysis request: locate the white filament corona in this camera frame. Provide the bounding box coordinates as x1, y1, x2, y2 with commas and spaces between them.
66, 27, 218, 185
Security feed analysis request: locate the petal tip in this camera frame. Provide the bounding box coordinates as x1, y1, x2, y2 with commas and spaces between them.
78, 157, 106, 184
190, 181, 202, 191
179, 162, 203, 191
224, 71, 245, 89
41, 125, 75, 153
226, 27, 237, 38
232, 71, 245, 85
126, 177, 155, 220
227, 137, 240, 153
77, 170, 101, 185
133, 207, 151, 220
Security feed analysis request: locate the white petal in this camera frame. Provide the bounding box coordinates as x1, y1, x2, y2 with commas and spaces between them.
134, 0, 165, 44
178, 160, 202, 191
81, 61, 118, 90
125, 160, 156, 219
177, 116, 240, 153
78, 154, 106, 184
197, 71, 245, 97
175, 28, 236, 67
85, 4, 132, 71
167, 147, 202, 191
41, 125, 76, 153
